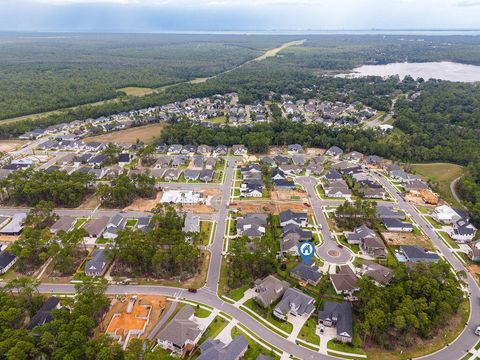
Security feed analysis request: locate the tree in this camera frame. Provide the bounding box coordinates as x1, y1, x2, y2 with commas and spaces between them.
24, 200, 57, 229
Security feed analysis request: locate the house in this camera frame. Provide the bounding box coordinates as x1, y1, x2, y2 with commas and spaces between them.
237, 214, 268, 238
88, 154, 107, 167
85, 249, 110, 276
161, 190, 204, 205
325, 146, 343, 157
183, 213, 200, 233
468, 242, 480, 262
156, 305, 202, 357
363, 187, 387, 200
213, 145, 228, 156
273, 179, 295, 190
433, 205, 463, 224
50, 215, 76, 234
0, 213, 26, 235
318, 301, 352, 343
172, 155, 187, 168
184, 169, 201, 181
324, 169, 342, 183
273, 288, 315, 321
381, 218, 413, 232
163, 169, 181, 181
154, 156, 172, 168
118, 153, 133, 166
376, 205, 406, 220
281, 224, 312, 255
156, 143, 168, 153
240, 182, 263, 198
292, 155, 305, 166
272, 168, 286, 180
241, 164, 262, 176
367, 155, 383, 167
274, 155, 290, 166
287, 144, 303, 154
451, 219, 477, 242
290, 261, 321, 286
0, 250, 17, 274
27, 297, 61, 330
361, 261, 393, 285
345, 225, 376, 245
103, 214, 126, 239
400, 245, 439, 263
136, 216, 151, 232
83, 216, 110, 240
181, 145, 197, 155
197, 145, 213, 156
192, 156, 204, 170
261, 156, 276, 167
168, 144, 183, 154
360, 236, 387, 259
55, 153, 76, 166
279, 210, 307, 227
199, 169, 214, 182
198, 336, 248, 360
279, 164, 302, 176
324, 184, 352, 199
254, 275, 290, 308
204, 158, 217, 170
344, 151, 363, 162
330, 266, 359, 295
232, 145, 247, 156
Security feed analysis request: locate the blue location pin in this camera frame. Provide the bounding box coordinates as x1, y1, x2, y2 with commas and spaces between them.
298, 241, 315, 264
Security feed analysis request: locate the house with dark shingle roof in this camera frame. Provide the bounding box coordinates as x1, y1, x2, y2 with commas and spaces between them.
361, 261, 393, 286
400, 245, 439, 263
290, 261, 321, 286
330, 266, 359, 295
279, 210, 307, 227
273, 288, 315, 321
198, 335, 248, 360
0, 250, 17, 274
27, 296, 61, 330
254, 275, 290, 308
85, 249, 111, 277
325, 146, 343, 157
318, 301, 352, 343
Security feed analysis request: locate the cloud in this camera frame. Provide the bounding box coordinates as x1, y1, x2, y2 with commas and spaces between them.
457, 0, 480, 6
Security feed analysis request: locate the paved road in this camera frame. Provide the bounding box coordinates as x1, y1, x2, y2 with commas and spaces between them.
296, 176, 352, 264
373, 171, 480, 360
450, 176, 466, 209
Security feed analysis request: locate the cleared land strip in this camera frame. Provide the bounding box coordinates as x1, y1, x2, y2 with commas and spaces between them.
0, 39, 306, 125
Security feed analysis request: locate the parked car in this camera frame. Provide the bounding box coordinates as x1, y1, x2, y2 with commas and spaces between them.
188, 288, 197, 293
337, 244, 344, 249
475, 325, 480, 336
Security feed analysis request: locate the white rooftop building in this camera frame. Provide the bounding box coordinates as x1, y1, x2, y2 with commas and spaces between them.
161, 190, 204, 205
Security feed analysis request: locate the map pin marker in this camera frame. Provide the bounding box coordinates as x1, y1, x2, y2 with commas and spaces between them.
298, 241, 315, 264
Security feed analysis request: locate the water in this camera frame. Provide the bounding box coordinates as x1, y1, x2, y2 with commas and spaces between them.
339, 61, 480, 82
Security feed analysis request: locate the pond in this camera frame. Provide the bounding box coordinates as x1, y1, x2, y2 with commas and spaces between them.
338, 61, 480, 82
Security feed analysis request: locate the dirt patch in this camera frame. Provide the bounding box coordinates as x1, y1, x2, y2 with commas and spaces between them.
0, 140, 28, 152
75, 193, 101, 210
180, 204, 217, 214
271, 189, 307, 201
381, 231, 434, 250
232, 201, 311, 216
83, 123, 164, 145
0, 235, 19, 243
96, 295, 169, 342
124, 191, 162, 211
306, 148, 325, 156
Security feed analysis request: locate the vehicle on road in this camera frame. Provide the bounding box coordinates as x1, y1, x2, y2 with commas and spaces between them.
337, 244, 344, 249
188, 288, 197, 293
475, 325, 480, 336
303, 202, 311, 207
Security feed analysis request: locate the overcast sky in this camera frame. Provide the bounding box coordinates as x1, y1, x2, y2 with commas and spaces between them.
1, 0, 479, 32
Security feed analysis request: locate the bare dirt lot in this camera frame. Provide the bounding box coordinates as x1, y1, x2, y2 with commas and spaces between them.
125, 191, 162, 211
83, 123, 164, 144
381, 231, 434, 250
0, 140, 28, 152
271, 189, 308, 201
306, 147, 325, 156
232, 201, 311, 215
75, 194, 101, 210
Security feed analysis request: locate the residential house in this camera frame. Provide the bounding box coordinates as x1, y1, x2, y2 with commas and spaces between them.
237, 214, 268, 238
0, 213, 26, 235
198, 336, 248, 360
287, 144, 303, 154
318, 301, 352, 343
279, 164, 302, 176
400, 245, 439, 263
360, 236, 387, 259
199, 169, 214, 182
0, 250, 17, 274
344, 151, 363, 162
197, 145, 213, 156
345, 225, 376, 245
330, 266, 359, 295
325, 146, 343, 157
184, 169, 201, 181
232, 145, 247, 156
273, 179, 295, 190
274, 155, 290, 166
163, 169, 181, 181
156, 305, 202, 357
290, 261, 322, 286
154, 156, 172, 169
381, 218, 413, 232
361, 261, 393, 286
118, 153, 133, 166
204, 158, 217, 170
292, 155, 305, 166
273, 288, 315, 321
168, 144, 183, 154
83, 216, 110, 240
183, 213, 200, 233
192, 156, 204, 170
181, 145, 197, 155
451, 219, 477, 242
103, 214, 126, 240
85, 249, 111, 277
254, 275, 290, 308
324, 169, 343, 183
376, 205, 406, 220
433, 205, 464, 224
172, 155, 187, 168
213, 145, 228, 156
240, 181, 263, 198
272, 168, 286, 180
281, 224, 312, 255
468, 242, 480, 262
50, 215, 76, 234
279, 210, 307, 227
27, 297, 61, 330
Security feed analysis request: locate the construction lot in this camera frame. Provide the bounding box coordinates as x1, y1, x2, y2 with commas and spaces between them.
83, 123, 164, 145
381, 231, 434, 250
231, 200, 313, 216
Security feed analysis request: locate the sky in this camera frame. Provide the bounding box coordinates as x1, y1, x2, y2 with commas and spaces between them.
0, 0, 479, 33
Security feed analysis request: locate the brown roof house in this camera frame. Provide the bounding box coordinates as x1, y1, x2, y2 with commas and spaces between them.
156, 304, 203, 357
50, 215, 76, 234
360, 236, 387, 259
361, 261, 393, 286
254, 275, 290, 308
83, 216, 110, 243
330, 266, 359, 295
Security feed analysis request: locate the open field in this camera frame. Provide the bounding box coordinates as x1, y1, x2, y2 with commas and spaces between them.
124, 191, 162, 211
231, 201, 312, 216
83, 123, 164, 144
117, 87, 156, 96
410, 163, 464, 207
381, 231, 434, 250
0, 140, 28, 152
255, 39, 306, 61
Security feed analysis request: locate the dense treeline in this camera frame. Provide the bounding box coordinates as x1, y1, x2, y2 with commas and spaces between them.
356, 262, 464, 348
109, 204, 200, 280
1, 169, 94, 207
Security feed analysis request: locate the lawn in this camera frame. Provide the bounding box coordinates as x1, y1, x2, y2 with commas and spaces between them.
198, 221, 213, 246
242, 298, 293, 334
410, 163, 464, 207
327, 339, 366, 355
198, 316, 228, 344
206, 115, 227, 124
226, 286, 249, 302
74, 218, 88, 229
194, 306, 211, 318
438, 231, 460, 249
298, 316, 320, 345
126, 218, 138, 228
230, 326, 280, 360
424, 216, 442, 229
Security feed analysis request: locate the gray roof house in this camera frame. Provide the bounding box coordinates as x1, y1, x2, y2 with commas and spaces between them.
330, 266, 359, 295
237, 214, 268, 238
254, 275, 290, 308
83, 216, 110, 239
156, 304, 202, 356
376, 205, 406, 220
27, 296, 61, 330
281, 224, 312, 254
290, 261, 322, 286
50, 215, 76, 234
287, 144, 303, 154
184, 169, 201, 181
103, 214, 126, 239
154, 156, 172, 169
198, 335, 248, 360
318, 301, 353, 343
85, 249, 110, 277
0, 250, 17, 274
325, 146, 343, 157
0, 213, 26, 235
400, 245, 439, 263
345, 225, 377, 245
183, 213, 200, 233
452, 219, 477, 242
381, 218, 413, 232
199, 169, 214, 182
279, 210, 308, 227
273, 288, 315, 321
362, 260, 393, 285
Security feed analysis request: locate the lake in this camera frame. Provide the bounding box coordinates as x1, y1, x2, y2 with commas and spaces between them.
338, 62, 480, 82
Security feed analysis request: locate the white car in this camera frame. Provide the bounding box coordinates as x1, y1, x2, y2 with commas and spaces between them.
475, 326, 480, 336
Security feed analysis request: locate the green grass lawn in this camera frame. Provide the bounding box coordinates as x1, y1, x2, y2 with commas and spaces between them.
198, 316, 228, 344
424, 216, 442, 229
243, 298, 293, 334
438, 231, 460, 249
337, 235, 360, 253
207, 115, 227, 124
226, 286, 249, 302
327, 339, 366, 355
231, 326, 280, 360
194, 306, 212, 318
74, 218, 88, 229
298, 316, 320, 345
410, 163, 464, 207
198, 221, 213, 246
126, 218, 138, 228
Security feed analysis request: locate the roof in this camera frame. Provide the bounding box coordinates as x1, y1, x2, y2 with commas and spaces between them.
381, 218, 413, 230
0, 250, 16, 270
254, 275, 290, 307
362, 260, 393, 285
198, 335, 248, 360
326, 146, 343, 156
0, 213, 26, 234
330, 266, 358, 292
51, 216, 76, 233
84, 216, 110, 236
85, 249, 108, 273
318, 301, 352, 338
279, 210, 307, 224
274, 288, 314, 317
376, 205, 405, 220
27, 296, 60, 330
346, 225, 376, 242
156, 305, 201, 347
290, 262, 321, 283
400, 245, 439, 262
